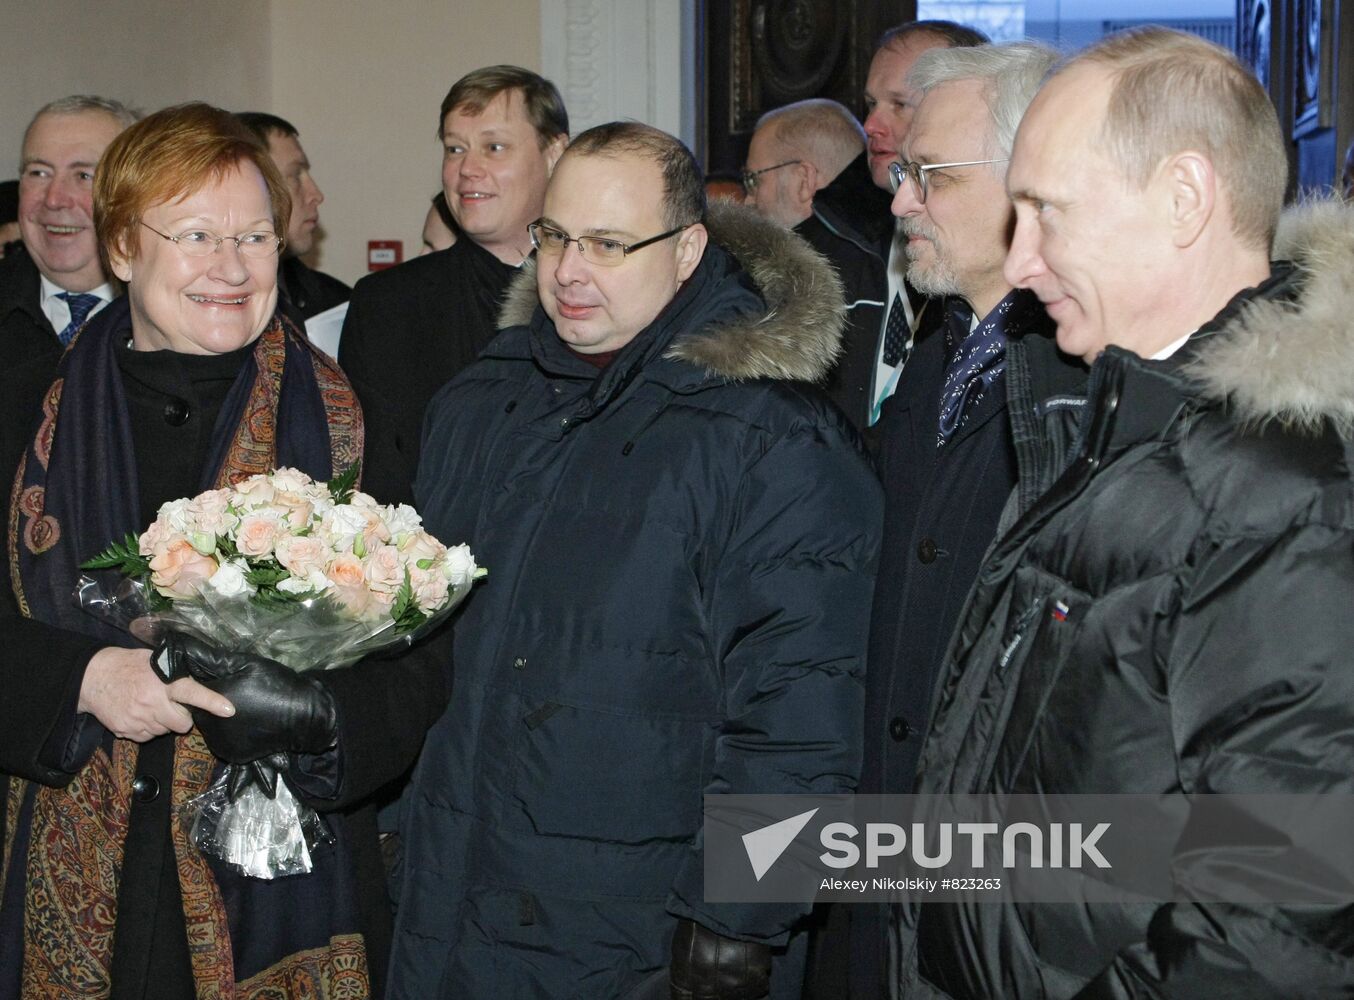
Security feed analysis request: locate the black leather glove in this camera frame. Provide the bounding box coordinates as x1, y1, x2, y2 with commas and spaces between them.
157, 632, 338, 763
669, 919, 771, 1000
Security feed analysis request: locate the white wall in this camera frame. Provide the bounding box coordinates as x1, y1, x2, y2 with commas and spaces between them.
1, 0, 542, 286
271, 0, 542, 284
0, 0, 272, 174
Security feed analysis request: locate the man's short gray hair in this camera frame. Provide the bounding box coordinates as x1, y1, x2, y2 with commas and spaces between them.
28, 95, 139, 131
23, 95, 140, 161
754, 99, 865, 180
908, 43, 1058, 159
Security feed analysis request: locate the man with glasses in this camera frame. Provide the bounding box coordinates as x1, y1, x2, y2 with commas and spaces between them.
339, 65, 568, 507
391, 121, 880, 999
847, 41, 1088, 999
863, 20, 987, 424
899, 28, 1354, 996
1, 96, 136, 380
744, 99, 890, 431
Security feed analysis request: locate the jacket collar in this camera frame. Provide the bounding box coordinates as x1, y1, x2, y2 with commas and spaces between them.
1183, 199, 1354, 435
0, 246, 50, 328
810, 151, 895, 249
497, 201, 846, 387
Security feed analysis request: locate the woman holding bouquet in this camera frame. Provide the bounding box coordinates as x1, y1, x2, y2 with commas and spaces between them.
0, 104, 445, 999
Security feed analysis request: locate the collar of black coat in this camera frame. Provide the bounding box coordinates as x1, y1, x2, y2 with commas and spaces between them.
496, 200, 846, 383
1184, 198, 1354, 436
810, 151, 895, 248
0, 244, 48, 322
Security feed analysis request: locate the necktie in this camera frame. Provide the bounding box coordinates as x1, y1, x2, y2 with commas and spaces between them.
936, 298, 1011, 447
56, 292, 100, 346
881, 292, 911, 367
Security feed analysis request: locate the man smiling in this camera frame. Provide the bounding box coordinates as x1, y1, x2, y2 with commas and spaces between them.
898, 29, 1354, 998
394, 121, 880, 999
0, 95, 136, 375
339, 66, 568, 505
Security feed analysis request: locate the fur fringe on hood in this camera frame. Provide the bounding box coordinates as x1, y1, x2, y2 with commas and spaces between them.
497, 201, 846, 382
1191, 199, 1354, 434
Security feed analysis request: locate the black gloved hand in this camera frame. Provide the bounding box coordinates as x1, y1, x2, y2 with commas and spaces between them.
224, 753, 290, 802
157, 632, 337, 763
669, 918, 771, 1000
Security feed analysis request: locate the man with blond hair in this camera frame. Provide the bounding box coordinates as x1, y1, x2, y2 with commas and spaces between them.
339, 65, 569, 506
897, 28, 1354, 997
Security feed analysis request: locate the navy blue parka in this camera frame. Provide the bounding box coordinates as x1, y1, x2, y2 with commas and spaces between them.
388, 205, 883, 999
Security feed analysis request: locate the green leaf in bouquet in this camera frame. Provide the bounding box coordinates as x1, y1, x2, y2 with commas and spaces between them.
391, 570, 428, 631
326, 461, 362, 505
81, 532, 152, 578
244, 563, 290, 587
252, 585, 302, 608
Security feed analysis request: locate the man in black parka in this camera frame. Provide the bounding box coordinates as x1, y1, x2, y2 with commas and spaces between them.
898, 29, 1354, 998
388, 122, 881, 999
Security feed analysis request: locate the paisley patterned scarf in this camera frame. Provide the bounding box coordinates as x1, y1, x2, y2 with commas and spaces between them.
2, 297, 369, 999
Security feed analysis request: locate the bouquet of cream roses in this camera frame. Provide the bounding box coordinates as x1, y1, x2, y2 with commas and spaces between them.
79, 464, 483, 878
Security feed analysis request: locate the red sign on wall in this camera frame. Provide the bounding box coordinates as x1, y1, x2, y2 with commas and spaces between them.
367, 240, 403, 271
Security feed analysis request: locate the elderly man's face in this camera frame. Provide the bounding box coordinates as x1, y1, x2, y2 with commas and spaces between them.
863, 33, 949, 190
1004, 63, 1177, 363
19, 110, 124, 291
744, 124, 810, 228
891, 77, 1014, 318
537, 150, 705, 354
265, 131, 324, 257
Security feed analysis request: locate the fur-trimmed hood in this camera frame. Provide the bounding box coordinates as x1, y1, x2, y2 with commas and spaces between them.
1191, 199, 1354, 433
497, 201, 846, 382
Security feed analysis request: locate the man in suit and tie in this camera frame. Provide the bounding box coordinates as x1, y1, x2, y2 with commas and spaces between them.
862, 20, 987, 424
339, 66, 568, 506
852, 42, 1087, 997
0, 96, 136, 376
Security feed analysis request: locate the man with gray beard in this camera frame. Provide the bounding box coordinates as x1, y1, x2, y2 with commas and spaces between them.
855, 41, 1086, 995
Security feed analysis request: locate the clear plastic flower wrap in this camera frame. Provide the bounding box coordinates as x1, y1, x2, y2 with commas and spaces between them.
77, 464, 484, 879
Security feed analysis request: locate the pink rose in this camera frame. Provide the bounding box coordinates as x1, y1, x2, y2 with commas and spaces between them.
149, 538, 219, 599
232, 475, 276, 506
274, 535, 330, 578
326, 553, 373, 618
326, 552, 366, 589
362, 512, 392, 551
272, 492, 315, 530
364, 544, 405, 594
139, 518, 174, 557
236, 513, 282, 558
185, 489, 238, 537
410, 565, 450, 613
269, 467, 314, 495
399, 530, 446, 568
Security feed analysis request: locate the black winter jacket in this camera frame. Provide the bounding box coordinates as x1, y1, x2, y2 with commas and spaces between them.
388, 205, 883, 999
898, 202, 1354, 998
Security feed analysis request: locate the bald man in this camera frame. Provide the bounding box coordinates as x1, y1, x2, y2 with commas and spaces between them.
745, 100, 894, 431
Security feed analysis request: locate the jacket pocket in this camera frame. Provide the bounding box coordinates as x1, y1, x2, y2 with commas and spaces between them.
511, 700, 714, 844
